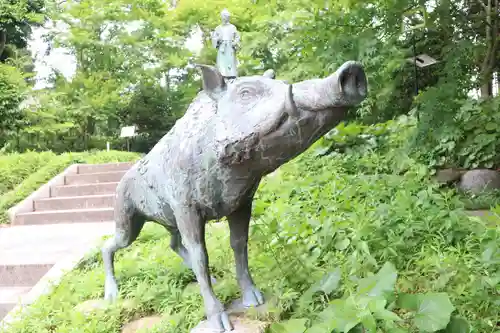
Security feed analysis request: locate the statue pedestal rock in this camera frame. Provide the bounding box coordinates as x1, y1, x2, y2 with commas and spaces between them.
191, 316, 268, 333
122, 316, 163, 333
191, 300, 269, 333
211, 9, 240, 79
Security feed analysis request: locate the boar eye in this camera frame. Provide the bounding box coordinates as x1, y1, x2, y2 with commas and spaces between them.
236, 85, 259, 102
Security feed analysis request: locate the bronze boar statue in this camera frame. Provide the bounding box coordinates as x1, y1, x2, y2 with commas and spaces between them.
102, 61, 368, 331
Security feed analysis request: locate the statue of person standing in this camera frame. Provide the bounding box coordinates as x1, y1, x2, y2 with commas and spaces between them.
211, 9, 240, 79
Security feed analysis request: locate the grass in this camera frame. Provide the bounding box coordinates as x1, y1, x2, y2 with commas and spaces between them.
0, 150, 140, 224
1, 129, 499, 332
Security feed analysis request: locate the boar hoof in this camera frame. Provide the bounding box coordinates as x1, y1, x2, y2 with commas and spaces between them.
104, 278, 119, 301
207, 310, 233, 332
242, 286, 264, 307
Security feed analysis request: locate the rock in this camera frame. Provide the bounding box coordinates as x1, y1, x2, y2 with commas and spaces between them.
74, 299, 110, 315
458, 169, 500, 194
121, 315, 163, 333
191, 315, 268, 333
435, 168, 466, 183
226, 299, 270, 317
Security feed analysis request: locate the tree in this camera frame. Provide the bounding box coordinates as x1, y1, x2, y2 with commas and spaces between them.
0, 0, 46, 61
0, 63, 27, 148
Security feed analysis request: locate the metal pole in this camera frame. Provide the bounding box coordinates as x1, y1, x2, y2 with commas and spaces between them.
412, 33, 419, 96
412, 33, 419, 121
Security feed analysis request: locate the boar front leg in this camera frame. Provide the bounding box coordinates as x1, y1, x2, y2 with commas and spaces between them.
177, 209, 232, 332
228, 200, 264, 307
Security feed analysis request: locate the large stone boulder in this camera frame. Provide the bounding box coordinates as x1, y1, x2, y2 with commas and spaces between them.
122, 316, 163, 333
457, 169, 500, 194
434, 168, 466, 184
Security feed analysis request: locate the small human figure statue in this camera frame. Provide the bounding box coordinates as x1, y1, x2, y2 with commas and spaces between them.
211, 9, 240, 79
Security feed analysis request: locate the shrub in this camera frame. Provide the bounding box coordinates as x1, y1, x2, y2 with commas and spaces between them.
0, 63, 26, 147
0, 151, 56, 194
412, 89, 500, 169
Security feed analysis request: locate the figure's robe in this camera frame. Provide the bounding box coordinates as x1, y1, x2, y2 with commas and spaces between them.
212, 23, 240, 78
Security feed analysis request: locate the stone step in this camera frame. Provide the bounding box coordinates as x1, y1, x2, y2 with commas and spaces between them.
34, 194, 116, 211
0, 265, 53, 287
0, 287, 32, 321
13, 208, 114, 226
77, 162, 135, 175
65, 171, 126, 186
0, 222, 116, 321
0, 222, 115, 266
0, 287, 32, 303
51, 182, 119, 197
0, 304, 11, 321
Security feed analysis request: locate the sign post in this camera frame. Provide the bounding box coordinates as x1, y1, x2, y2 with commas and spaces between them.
402, 6, 438, 120
120, 126, 137, 152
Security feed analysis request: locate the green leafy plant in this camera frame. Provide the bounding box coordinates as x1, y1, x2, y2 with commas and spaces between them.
412, 89, 500, 170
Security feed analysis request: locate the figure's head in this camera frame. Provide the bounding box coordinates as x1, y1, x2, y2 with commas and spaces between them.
221, 9, 230, 24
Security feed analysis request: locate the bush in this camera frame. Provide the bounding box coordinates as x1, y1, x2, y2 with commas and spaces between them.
2, 135, 498, 332
412, 89, 500, 169
0, 63, 26, 147
316, 116, 415, 157
0, 151, 56, 194
0, 150, 140, 224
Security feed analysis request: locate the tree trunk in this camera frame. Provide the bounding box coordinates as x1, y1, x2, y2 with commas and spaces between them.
478, 0, 499, 98
481, 81, 493, 97
0, 30, 6, 59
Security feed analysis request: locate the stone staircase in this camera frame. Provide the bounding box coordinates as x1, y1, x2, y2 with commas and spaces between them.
0, 162, 134, 321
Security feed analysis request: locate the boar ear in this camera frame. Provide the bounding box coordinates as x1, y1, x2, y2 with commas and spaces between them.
195, 64, 226, 100
263, 69, 276, 79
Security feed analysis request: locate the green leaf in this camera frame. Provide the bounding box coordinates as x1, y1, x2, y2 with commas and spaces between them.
485, 122, 496, 131
413, 293, 455, 332
335, 237, 351, 250
318, 298, 362, 333
387, 328, 410, 333
444, 317, 470, 333
357, 262, 398, 298
270, 318, 308, 333
397, 293, 419, 311
373, 309, 402, 322
360, 314, 377, 332
317, 267, 342, 294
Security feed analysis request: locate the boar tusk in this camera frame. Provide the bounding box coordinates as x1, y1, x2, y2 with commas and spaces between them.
285, 84, 300, 119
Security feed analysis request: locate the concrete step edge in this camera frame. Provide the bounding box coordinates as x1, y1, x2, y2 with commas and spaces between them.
77, 161, 134, 167
53, 181, 120, 189
0, 287, 32, 304
71, 170, 127, 177
16, 207, 114, 217
77, 162, 135, 174
35, 194, 115, 203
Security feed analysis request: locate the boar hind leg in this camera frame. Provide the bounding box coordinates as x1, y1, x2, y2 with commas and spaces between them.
228, 200, 264, 308
102, 200, 145, 302
176, 209, 232, 332
167, 226, 218, 285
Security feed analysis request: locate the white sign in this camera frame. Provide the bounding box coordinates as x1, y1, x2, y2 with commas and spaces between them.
120, 126, 137, 138
406, 54, 439, 68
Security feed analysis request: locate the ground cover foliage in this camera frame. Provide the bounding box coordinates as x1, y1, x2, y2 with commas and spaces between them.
2, 119, 499, 333
0, 150, 140, 224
